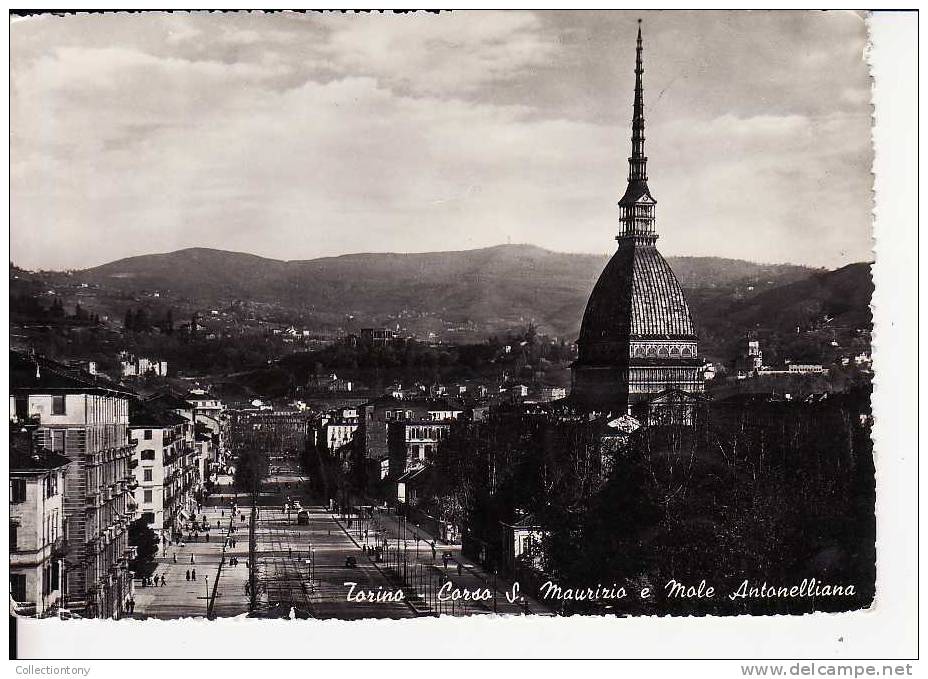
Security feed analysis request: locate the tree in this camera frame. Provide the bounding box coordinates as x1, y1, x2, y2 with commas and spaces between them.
128, 518, 159, 577
135, 307, 150, 332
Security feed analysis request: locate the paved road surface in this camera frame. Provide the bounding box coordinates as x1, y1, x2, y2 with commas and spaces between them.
132, 466, 415, 620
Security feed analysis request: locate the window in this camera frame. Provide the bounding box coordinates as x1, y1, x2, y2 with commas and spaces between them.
140, 449, 155, 461
143, 430, 153, 440
143, 490, 153, 504
10, 523, 19, 552
11, 479, 26, 504
44, 474, 58, 499
52, 395, 66, 415
143, 469, 153, 482
10, 574, 26, 603
14, 397, 27, 421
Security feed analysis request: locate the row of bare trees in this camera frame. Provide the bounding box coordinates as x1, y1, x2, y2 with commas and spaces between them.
425, 386, 875, 616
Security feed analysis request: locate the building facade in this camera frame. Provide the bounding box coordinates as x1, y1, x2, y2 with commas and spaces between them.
11, 351, 136, 619
387, 419, 453, 476
9, 430, 71, 617
118, 352, 168, 378
359, 397, 464, 470
142, 393, 203, 529
318, 407, 360, 453
571, 25, 705, 414
128, 401, 191, 536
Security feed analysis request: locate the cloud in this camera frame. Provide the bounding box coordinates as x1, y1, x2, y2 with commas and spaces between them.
315, 12, 557, 95
9, 11, 873, 270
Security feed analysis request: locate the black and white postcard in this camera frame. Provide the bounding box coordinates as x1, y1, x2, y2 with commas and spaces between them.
6, 7, 918, 669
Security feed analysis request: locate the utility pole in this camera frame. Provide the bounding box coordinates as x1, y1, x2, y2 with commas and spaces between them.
247, 443, 260, 614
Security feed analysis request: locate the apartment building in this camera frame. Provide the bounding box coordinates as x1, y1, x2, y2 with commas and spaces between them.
128, 401, 191, 536
10, 428, 71, 617
10, 351, 136, 619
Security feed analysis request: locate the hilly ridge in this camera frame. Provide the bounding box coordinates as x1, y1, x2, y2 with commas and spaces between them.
82, 244, 821, 337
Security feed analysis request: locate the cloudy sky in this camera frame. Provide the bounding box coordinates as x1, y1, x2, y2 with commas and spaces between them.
11, 10, 872, 270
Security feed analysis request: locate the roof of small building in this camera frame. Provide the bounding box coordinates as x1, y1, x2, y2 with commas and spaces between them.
10, 432, 71, 472
146, 391, 195, 411
396, 466, 432, 484
362, 395, 465, 411
500, 513, 542, 529
129, 398, 188, 427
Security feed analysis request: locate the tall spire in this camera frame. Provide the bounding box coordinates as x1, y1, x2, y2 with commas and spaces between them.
618, 19, 657, 243
629, 19, 647, 182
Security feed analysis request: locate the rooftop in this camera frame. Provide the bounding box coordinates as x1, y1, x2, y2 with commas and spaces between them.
10, 350, 135, 397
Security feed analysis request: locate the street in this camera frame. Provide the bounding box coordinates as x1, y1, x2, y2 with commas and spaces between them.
131, 461, 416, 620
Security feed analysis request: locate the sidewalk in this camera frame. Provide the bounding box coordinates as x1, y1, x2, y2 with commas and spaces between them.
130, 483, 250, 619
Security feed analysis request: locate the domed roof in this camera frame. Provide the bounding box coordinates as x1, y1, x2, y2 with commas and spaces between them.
578, 243, 696, 348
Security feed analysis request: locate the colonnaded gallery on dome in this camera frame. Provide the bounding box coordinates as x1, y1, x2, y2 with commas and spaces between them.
571, 24, 706, 417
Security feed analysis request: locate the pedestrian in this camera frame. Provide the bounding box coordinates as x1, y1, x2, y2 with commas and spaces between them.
288, 547, 292, 558
186, 570, 190, 581
160, 575, 166, 587
206, 533, 210, 542
191, 554, 196, 564
173, 553, 177, 564
192, 568, 196, 580
457, 562, 462, 577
